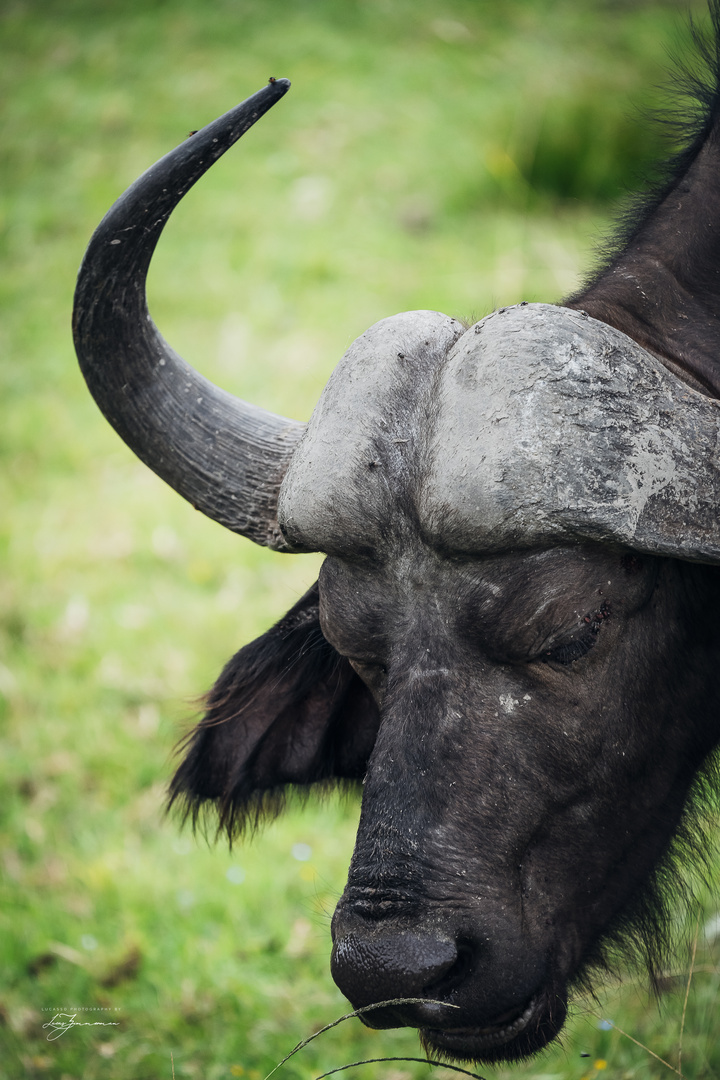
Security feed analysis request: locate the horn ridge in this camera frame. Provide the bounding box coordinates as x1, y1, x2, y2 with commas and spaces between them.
72, 79, 306, 551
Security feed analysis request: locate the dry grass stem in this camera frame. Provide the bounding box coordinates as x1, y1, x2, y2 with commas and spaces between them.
610, 1020, 684, 1077
315, 1057, 487, 1080
678, 913, 701, 1076
263, 999, 461, 1080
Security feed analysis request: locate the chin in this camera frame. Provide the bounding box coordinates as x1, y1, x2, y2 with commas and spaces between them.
420, 990, 567, 1065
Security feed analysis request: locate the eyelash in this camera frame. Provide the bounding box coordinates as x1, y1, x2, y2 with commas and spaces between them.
541, 601, 611, 666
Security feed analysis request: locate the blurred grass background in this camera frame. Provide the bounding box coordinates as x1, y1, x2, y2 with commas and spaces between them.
2, 0, 720, 1077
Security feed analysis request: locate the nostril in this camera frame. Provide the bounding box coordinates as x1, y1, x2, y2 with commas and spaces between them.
331, 929, 462, 1027
423, 941, 473, 995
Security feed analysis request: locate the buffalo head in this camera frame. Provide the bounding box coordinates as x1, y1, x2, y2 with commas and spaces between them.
73, 34, 720, 1064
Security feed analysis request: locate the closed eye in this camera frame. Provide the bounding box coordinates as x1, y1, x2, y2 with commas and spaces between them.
543, 633, 597, 665
539, 601, 611, 667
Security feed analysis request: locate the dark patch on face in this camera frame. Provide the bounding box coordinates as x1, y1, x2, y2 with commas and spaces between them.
621, 552, 645, 576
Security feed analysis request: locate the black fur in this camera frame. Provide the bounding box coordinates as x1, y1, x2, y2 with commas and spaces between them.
566, 0, 720, 397
168, 583, 379, 837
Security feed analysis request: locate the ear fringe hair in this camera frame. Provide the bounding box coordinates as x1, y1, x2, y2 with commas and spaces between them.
167, 582, 361, 842
174, 775, 362, 849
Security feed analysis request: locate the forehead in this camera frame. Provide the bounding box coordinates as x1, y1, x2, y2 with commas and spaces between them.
319, 542, 629, 607
278, 308, 464, 554
277, 303, 686, 558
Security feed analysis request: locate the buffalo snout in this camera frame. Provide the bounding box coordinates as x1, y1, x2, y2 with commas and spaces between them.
330, 905, 564, 1061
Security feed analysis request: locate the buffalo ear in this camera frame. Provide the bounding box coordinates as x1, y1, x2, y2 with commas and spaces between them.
168, 581, 379, 837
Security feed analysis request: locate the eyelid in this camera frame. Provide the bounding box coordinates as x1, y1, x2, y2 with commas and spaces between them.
537, 601, 611, 666
541, 633, 597, 665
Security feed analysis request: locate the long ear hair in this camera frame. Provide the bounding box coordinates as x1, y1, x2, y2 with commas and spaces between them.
168, 582, 380, 839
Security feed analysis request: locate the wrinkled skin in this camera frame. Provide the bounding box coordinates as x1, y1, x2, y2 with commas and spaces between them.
318, 543, 720, 1060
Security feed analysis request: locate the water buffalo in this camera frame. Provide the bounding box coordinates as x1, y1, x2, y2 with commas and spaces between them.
73, 8, 720, 1065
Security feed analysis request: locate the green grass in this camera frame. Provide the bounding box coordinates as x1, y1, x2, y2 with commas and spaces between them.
2, 0, 720, 1077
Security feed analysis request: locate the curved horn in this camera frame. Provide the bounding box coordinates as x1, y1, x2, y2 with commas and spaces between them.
72, 79, 305, 550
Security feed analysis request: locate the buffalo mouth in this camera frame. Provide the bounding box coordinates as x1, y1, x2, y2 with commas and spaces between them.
422, 991, 566, 1063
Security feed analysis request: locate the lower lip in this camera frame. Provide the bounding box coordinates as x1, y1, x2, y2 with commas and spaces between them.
425, 995, 538, 1051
